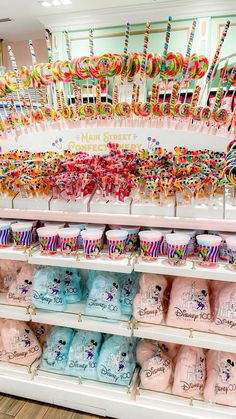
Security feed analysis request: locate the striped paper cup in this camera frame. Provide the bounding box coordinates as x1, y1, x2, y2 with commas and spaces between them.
166, 233, 190, 266
58, 228, 80, 256
11, 223, 32, 249
197, 234, 222, 268
37, 227, 59, 255
0, 221, 11, 247
81, 229, 103, 259
139, 231, 162, 262
106, 230, 128, 260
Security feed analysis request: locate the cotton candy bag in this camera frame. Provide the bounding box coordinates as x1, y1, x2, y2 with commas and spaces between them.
61, 268, 82, 304
0, 319, 41, 366
136, 339, 179, 367
29, 322, 52, 345
85, 272, 121, 319
133, 273, 168, 324
140, 344, 173, 391
210, 282, 236, 337
97, 336, 135, 385
66, 330, 102, 379
172, 346, 206, 398
166, 277, 211, 332
0, 260, 24, 292
7, 264, 35, 307
40, 326, 73, 372
119, 272, 139, 316
32, 267, 66, 311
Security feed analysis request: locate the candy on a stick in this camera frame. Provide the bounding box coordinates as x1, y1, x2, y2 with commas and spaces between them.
160, 16, 173, 78
121, 22, 131, 85
213, 86, 224, 113
183, 19, 197, 76
206, 20, 230, 83
170, 83, 179, 115
45, 29, 53, 63
113, 83, 118, 106
140, 23, 150, 81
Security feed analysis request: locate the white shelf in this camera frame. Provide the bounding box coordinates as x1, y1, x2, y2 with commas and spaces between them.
0, 294, 31, 321
134, 257, 236, 282
0, 246, 28, 261
0, 362, 235, 419
29, 250, 134, 273
133, 323, 236, 353
0, 208, 236, 231
31, 301, 132, 337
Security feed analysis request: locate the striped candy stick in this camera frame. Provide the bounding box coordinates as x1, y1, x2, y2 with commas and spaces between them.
140, 22, 150, 81
206, 20, 230, 83
63, 31, 80, 108
7, 45, 26, 115
121, 22, 131, 85
160, 16, 173, 78
28, 39, 44, 108
183, 19, 197, 76
113, 83, 119, 106
45, 29, 53, 63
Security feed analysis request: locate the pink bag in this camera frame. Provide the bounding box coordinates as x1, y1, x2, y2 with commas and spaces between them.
133, 273, 168, 324
0, 260, 25, 292
210, 282, 236, 337
172, 346, 206, 398
136, 339, 180, 366
29, 322, 52, 345
204, 350, 236, 405
0, 319, 42, 365
166, 277, 211, 332
140, 345, 173, 391
7, 265, 35, 307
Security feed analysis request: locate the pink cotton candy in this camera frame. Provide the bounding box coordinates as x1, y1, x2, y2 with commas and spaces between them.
140, 345, 173, 391
204, 350, 236, 405
0, 319, 42, 366
166, 277, 211, 332
133, 273, 168, 324
210, 282, 236, 337
136, 339, 180, 366
7, 264, 35, 307
0, 260, 25, 292
172, 346, 206, 398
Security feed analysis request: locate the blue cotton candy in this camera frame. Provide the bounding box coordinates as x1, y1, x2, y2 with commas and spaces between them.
85, 272, 121, 319
61, 268, 82, 304
119, 272, 139, 316
97, 336, 135, 385
32, 267, 66, 311
66, 330, 102, 379
40, 326, 74, 372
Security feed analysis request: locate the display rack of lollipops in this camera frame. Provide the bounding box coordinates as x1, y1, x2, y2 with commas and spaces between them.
1, 16, 236, 419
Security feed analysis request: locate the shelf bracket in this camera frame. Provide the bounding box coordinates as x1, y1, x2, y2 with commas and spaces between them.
77, 312, 82, 322
127, 384, 131, 394
189, 328, 193, 338
26, 305, 31, 315
134, 320, 139, 330
127, 255, 131, 266
78, 376, 83, 385
189, 397, 193, 406
30, 305, 36, 316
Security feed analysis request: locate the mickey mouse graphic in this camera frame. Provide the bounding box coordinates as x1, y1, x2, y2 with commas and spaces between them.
64, 270, 73, 286
36, 325, 45, 338
22, 329, 31, 347
223, 359, 235, 382
152, 285, 162, 303
195, 289, 207, 310
196, 357, 205, 380
54, 340, 66, 360
86, 339, 97, 360
123, 278, 132, 296
106, 283, 118, 301
118, 352, 126, 371
50, 278, 61, 295
19, 280, 32, 295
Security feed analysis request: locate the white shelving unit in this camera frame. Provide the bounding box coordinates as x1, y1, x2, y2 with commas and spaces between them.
0, 246, 28, 261
0, 294, 31, 322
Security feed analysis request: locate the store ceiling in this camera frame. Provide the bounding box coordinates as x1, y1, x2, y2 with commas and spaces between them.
0, 0, 235, 41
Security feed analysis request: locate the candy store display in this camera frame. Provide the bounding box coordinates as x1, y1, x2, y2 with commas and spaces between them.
137, 339, 236, 406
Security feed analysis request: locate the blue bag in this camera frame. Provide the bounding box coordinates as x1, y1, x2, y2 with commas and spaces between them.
40, 326, 74, 372
32, 267, 66, 311
61, 268, 82, 304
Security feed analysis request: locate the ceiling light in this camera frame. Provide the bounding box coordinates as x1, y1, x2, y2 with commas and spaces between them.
41, 1, 51, 6
61, 0, 72, 4
52, 0, 61, 5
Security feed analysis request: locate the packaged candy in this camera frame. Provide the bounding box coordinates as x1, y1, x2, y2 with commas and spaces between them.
66, 330, 102, 379
62, 268, 82, 304
29, 322, 52, 345
32, 267, 66, 311
97, 336, 135, 385
166, 277, 211, 332
140, 344, 173, 391
0, 260, 24, 292
0, 319, 41, 365
210, 282, 236, 337
133, 273, 167, 324
7, 264, 35, 306
204, 350, 236, 405
85, 271, 122, 319
119, 272, 139, 316
40, 326, 74, 372
172, 346, 206, 398
136, 339, 179, 366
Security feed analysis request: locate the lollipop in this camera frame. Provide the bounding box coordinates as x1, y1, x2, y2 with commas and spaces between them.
115, 102, 131, 118
20, 66, 31, 88
213, 108, 228, 125
99, 103, 114, 119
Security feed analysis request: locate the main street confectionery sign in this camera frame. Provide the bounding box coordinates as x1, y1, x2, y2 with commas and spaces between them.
0, 120, 231, 154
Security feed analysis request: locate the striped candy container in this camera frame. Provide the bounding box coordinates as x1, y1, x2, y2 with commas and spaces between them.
37, 227, 59, 255
120, 226, 139, 252
0, 221, 11, 247
58, 228, 80, 257
139, 231, 163, 262
166, 233, 190, 266
147, 228, 172, 256
106, 230, 128, 260
196, 234, 222, 268
81, 229, 103, 259
11, 223, 32, 249
226, 237, 236, 271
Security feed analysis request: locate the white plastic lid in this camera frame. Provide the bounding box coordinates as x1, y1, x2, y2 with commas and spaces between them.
81, 229, 103, 240
0, 221, 11, 229
120, 226, 140, 234
68, 223, 87, 230
43, 222, 65, 229
58, 228, 80, 238
166, 233, 190, 246
37, 227, 59, 237
87, 224, 106, 231
12, 223, 32, 232
106, 229, 128, 241
139, 230, 163, 242
175, 229, 196, 237
196, 234, 222, 246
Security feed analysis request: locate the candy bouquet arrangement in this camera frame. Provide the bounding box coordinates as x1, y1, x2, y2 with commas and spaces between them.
0, 19, 234, 135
